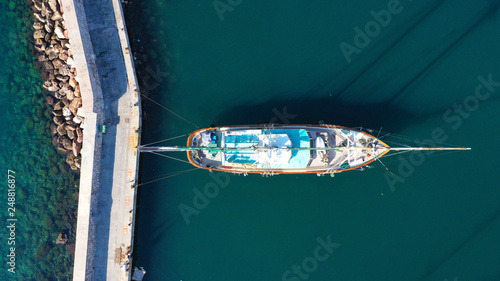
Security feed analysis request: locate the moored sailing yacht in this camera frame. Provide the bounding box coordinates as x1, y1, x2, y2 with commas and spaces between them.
139, 124, 470, 176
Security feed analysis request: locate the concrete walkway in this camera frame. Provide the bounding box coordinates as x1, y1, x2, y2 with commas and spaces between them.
62, 0, 141, 280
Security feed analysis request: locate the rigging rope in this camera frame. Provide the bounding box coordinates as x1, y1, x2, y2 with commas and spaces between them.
379, 150, 460, 166
137, 168, 200, 187
141, 94, 200, 129
382, 150, 413, 158
148, 151, 193, 164
139, 134, 190, 147
382, 139, 413, 148
378, 131, 463, 148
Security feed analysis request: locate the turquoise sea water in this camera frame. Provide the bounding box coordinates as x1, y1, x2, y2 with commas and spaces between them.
0, 0, 78, 280
127, 0, 500, 280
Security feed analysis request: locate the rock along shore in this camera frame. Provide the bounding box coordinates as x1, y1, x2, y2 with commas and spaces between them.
32, 0, 83, 171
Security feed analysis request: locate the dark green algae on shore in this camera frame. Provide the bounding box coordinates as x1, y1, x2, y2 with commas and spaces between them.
0, 0, 78, 280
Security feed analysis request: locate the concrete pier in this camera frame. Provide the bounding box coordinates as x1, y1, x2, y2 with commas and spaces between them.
61, 0, 141, 279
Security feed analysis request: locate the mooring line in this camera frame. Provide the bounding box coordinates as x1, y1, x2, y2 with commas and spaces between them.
141, 94, 200, 129
148, 151, 192, 164
139, 134, 190, 147
137, 168, 200, 187
375, 157, 397, 176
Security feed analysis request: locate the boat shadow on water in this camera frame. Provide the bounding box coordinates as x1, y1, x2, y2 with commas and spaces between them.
213, 96, 420, 133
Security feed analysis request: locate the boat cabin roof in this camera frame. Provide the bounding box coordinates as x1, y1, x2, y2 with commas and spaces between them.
220, 129, 311, 168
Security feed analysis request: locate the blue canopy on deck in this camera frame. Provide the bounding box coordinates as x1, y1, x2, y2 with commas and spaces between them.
223, 129, 310, 168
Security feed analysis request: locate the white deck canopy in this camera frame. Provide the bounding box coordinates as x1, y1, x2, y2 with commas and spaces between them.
257, 134, 292, 164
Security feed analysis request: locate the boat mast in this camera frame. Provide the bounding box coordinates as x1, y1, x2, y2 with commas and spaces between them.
388, 147, 471, 151
138, 146, 471, 152
138, 146, 347, 152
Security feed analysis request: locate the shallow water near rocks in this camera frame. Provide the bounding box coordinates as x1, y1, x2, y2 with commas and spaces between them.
0, 0, 78, 280
127, 0, 500, 280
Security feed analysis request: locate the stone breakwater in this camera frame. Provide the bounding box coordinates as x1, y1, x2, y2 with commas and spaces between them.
32, 0, 83, 171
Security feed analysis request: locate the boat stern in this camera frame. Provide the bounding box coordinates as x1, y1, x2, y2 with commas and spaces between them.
186, 128, 224, 170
